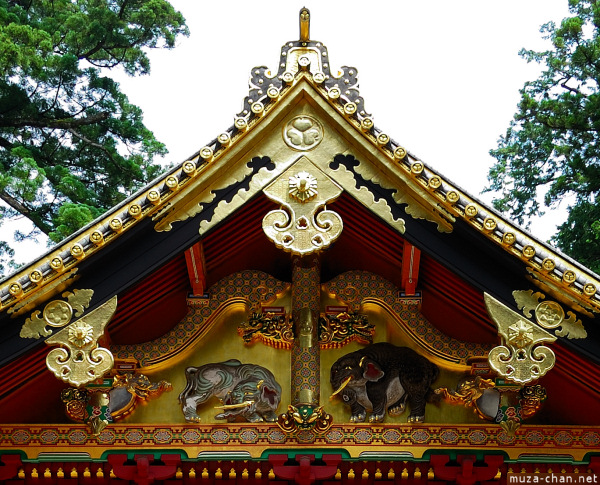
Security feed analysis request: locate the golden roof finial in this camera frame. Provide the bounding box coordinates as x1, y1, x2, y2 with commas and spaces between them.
299, 7, 310, 42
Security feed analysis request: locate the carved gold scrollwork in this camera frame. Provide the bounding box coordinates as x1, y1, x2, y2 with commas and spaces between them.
262, 156, 343, 256
20, 289, 94, 339
485, 293, 556, 385
238, 311, 373, 350
318, 312, 375, 349
45, 296, 117, 387
513, 289, 587, 339
238, 313, 295, 349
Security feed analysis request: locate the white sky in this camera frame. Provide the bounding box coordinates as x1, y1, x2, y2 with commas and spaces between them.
8, 0, 573, 265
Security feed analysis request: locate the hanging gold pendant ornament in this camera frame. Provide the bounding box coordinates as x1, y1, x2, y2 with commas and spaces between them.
45, 296, 117, 387
262, 156, 343, 256
484, 293, 556, 384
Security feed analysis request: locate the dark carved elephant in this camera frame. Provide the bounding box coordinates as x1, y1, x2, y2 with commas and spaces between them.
179, 359, 281, 423
330, 342, 439, 423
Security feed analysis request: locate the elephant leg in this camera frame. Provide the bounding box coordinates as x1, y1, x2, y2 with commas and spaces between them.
368, 386, 388, 423
182, 396, 204, 422
388, 393, 407, 416
261, 410, 278, 422
407, 393, 427, 423
349, 402, 367, 423
244, 412, 264, 423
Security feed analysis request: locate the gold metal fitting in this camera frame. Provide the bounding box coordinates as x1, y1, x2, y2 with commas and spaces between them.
251, 102, 265, 116
464, 204, 478, 218
299, 7, 310, 42
70, 244, 85, 260
562, 270, 576, 284
298, 56, 311, 70
50, 257, 64, 272
313, 72, 325, 84
376, 133, 389, 146
109, 218, 123, 233
128, 204, 143, 219
583, 283, 597, 297
9, 282, 23, 297
502, 232, 516, 246
234, 117, 249, 131
328, 87, 341, 100
90, 231, 104, 246
541, 258, 556, 272
411, 162, 424, 175
166, 176, 179, 192
343, 103, 357, 116
393, 146, 407, 160
522, 245, 536, 259
182, 161, 196, 175
428, 176, 442, 189
267, 86, 280, 99
147, 190, 161, 205
282, 71, 294, 84
446, 191, 459, 204
483, 217, 497, 232
200, 147, 213, 161
29, 270, 43, 284
217, 133, 231, 146
360, 118, 374, 131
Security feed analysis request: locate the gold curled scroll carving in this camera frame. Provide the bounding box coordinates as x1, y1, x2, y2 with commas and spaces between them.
262, 155, 343, 256
485, 293, 556, 385
45, 296, 117, 387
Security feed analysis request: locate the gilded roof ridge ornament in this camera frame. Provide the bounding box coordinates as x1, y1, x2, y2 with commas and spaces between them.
2, 10, 600, 318
299, 7, 310, 42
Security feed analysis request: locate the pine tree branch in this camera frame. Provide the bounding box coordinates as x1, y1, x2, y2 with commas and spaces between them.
0, 112, 110, 129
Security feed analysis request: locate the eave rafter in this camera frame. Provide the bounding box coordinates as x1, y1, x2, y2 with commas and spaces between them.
185, 242, 206, 296
1, 21, 599, 318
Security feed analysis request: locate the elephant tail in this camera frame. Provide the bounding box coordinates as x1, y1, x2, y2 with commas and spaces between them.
426, 363, 442, 404
179, 366, 201, 403
426, 387, 443, 404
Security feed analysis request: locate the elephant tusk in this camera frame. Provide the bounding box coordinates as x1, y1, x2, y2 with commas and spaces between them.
214, 400, 254, 410
330, 376, 353, 399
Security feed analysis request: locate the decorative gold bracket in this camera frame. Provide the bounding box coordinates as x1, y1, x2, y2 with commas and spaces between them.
484, 293, 556, 385
513, 289, 587, 339
262, 156, 343, 255
45, 296, 117, 387
20, 289, 94, 339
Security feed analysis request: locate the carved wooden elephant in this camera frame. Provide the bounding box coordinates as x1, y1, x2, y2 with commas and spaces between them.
330, 342, 439, 423
179, 359, 281, 423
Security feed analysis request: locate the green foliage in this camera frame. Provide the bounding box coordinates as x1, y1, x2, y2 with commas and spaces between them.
486, 0, 600, 273
0, 0, 188, 276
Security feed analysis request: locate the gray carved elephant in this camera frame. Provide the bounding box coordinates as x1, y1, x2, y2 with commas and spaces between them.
179, 359, 281, 423
330, 342, 439, 423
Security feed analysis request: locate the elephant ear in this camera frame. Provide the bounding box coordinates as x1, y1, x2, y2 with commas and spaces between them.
360, 358, 384, 382
259, 381, 280, 407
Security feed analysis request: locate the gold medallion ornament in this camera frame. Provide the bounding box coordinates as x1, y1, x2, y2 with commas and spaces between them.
45, 296, 117, 387
512, 289, 587, 339
262, 156, 343, 256
484, 293, 556, 384
283, 116, 323, 151
289, 172, 318, 202
43, 300, 73, 326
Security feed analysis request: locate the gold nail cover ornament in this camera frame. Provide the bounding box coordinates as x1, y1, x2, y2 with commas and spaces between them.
484, 293, 556, 384
45, 296, 117, 387
262, 156, 343, 256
